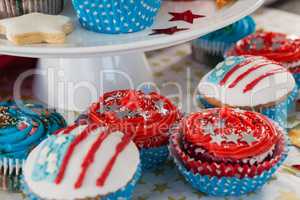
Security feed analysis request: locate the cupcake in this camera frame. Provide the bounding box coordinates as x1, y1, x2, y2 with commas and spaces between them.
0, 101, 66, 192
226, 32, 300, 87
88, 89, 181, 170
0, 0, 65, 19
22, 124, 141, 200
169, 108, 288, 196
192, 16, 256, 57
72, 0, 162, 34
197, 55, 298, 128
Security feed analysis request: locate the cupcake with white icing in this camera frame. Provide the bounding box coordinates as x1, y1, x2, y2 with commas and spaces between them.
197, 55, 298, 128
22, 124, 141, 200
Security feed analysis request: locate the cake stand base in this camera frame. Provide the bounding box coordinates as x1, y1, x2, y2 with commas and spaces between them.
33, 52, 153, 111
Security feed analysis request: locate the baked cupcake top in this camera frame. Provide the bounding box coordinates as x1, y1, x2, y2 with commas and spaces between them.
226, 32, 300, 67
0, 102, 66, 160
89, 89, 181, 148
199, 16, 256, 43
24, 124, 140, 200
182, 108, 280, 161
198, 56, 296, 107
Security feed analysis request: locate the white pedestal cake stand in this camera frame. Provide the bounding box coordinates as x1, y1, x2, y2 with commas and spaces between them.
0, 0, 263, 111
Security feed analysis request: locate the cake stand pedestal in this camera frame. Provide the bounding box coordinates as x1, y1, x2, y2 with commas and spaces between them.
0, 0, 263, 111
34, 53, 151, 111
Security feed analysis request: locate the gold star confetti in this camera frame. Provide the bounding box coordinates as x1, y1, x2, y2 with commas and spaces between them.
171, 64, 184, 73
153, 183, 170, 193
161, 58, 171, 63
176, 50, 189, 57
276, 191, 300, 200
138, 178, 146, 185
193, 191, 205, 199
137, 196, 149, 200
150, 62, 161, 67
168, 196, 186, 200
153, 72, 164, 78
153, 168, 165, 176
267, 175, 278, 184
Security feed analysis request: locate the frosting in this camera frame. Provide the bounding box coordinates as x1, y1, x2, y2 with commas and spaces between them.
227, 32, 300, 66
199, 16, 256, 43
0, 12, 73, 45
198, 56, 295, 107
88, 89, 181, 148
182, 108, 280, 161
0, 13, 71, 36
24, 124, 140, 200
0, 102, 66, 160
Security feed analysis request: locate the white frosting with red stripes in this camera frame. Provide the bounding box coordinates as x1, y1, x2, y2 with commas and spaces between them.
198, 56, 295, 107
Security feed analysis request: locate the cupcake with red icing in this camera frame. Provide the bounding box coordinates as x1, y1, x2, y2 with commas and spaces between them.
88, 89, 181, 170
226, 32, 300, 87
170, 108, 288, 196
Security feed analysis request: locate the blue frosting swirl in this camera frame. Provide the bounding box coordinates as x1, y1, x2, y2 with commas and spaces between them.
0, 102, 66, 160
200, 16, 256, 44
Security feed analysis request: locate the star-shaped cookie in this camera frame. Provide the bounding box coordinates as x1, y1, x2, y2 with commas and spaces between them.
0, 13, 74, 45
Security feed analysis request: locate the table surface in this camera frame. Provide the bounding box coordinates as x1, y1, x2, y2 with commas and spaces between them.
1, 3, 300, 200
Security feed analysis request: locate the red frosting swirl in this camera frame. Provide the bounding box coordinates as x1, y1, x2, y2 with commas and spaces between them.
88, 89, 181, 148
227, 32, 300, 64
182, 108, 280, 160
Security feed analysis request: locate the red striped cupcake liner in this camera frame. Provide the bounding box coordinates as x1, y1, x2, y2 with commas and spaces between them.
169, 131, 285, 178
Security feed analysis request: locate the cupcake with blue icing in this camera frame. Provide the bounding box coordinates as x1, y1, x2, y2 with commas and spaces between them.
192, 16, 256, 57
22, 124, 141, 200
197, 56, 298, 128
0, 102, 66, 192
88, 89, 181, 170
72, 0, 162, 34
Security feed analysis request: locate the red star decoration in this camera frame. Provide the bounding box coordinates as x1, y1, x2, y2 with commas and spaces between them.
169, 10, 205, 24
150, 26, 188, 35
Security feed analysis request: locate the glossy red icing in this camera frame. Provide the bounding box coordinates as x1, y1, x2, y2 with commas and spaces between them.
182, 108, 280, 160
228, 32, 300, 64
88, 90, 180, 148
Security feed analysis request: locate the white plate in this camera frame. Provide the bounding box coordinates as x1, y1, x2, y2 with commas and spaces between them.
0, 0, 263, 58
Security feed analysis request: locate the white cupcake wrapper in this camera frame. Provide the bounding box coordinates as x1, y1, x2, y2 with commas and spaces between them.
192, 39, 233, 56
0, 157, 25, 176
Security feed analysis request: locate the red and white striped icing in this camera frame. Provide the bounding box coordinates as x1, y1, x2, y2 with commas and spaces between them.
198, 56, 295, 107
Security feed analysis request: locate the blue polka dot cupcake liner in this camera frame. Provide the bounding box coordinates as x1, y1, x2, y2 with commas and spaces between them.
292, 72, 300, 89
197, 86, 298, 129
170, 135, 289, 197
20, 164, 142, 200
140, 145, 169, 170
72, 0, 162, 34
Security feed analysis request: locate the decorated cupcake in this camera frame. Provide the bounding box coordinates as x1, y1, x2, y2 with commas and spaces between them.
0, 101, 66, 192
226, 32, 300, 87
197, 55, 298, 127
192, 16, 256, 57
170, 108, 288, 196
88, 89, 181, 170
22, 124, 141, 200
0, 0, 65, 19
72, 0, 162, 34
